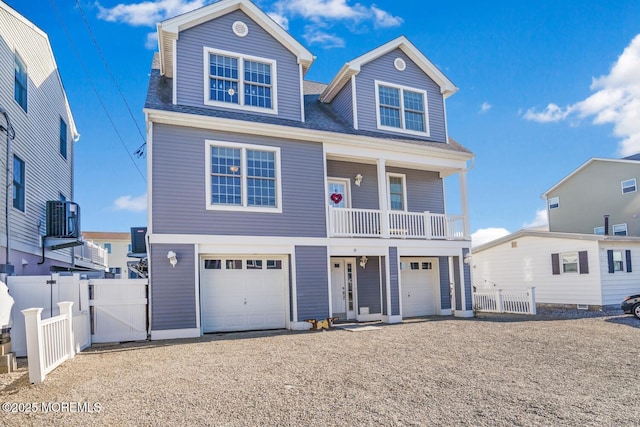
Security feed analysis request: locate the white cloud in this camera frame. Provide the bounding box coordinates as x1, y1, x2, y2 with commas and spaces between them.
97, 0, 212, 26
145, 32, 159, 50
370, 6, 403, 28
272, 0, 368, 21
523, 34, 640, 156
303, 28, 345, 48
471, 227, 510, 247
522, 208, 548, 229
479, 102, 492, 114
113, 194, 147, 212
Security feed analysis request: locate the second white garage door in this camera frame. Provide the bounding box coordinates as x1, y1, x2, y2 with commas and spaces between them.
200, 256, 288, 333
401, 257, 439, 317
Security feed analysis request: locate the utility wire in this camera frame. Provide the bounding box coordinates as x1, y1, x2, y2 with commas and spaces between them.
74, 0, 147, 158
48, 0, 146, 182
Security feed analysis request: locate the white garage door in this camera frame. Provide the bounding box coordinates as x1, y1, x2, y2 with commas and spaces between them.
401, 257, 439, 317
200, 256, 288, 333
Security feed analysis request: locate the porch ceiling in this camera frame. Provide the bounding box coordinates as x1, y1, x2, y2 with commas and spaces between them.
325, 153, 465, 177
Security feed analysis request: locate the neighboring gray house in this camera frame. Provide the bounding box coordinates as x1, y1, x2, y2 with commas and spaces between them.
144, 0, 474, 340
0, 1, 104, 275
543, 157, 640, 237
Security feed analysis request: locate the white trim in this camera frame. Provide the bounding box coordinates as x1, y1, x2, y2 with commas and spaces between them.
453, 310, 474, 318
457, 250, 467, 310
299, 63, 305, 122
204, 139, 282, 213
377, 159, 390, 238
382, 315, 402, 323
351, 75, 359, 130
386, 172, 408, 212
439, 309, 452, 316
442, 95, 449, 143
291, 250, 298, 322
202, 47, 278, 115
290, 321, 312, 330
384, 248, 392, 317
326, 250, 333, 317
146, 118, 153, 234
151, 328, 201, 340
194, 243, 201, 331
393, 57, 406, 71
322, 143, 331, 238
172, 38, 177, 105
356, 313, 382, 322
374, 80, 430, 137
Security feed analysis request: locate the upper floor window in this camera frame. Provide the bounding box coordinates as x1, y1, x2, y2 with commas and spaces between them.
60, 118, 68, 159
204, 48, 277, 114
548, 197, 559, 209
14, 53, 27, 112
12, 155, 25, 211
375, 81, 428, 136
621, 178, 636, 194
104, 243, 112, 253
594, 226, 604, 235
613, 223, 628, 236
387, 173, 407, 211
205, 140, 282, 212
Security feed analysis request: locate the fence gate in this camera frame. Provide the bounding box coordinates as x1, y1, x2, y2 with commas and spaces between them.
89, 279, 148, 343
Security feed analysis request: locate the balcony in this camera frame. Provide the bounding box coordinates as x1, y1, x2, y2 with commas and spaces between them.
74, 240, 108, 268
328, 206, 467, 240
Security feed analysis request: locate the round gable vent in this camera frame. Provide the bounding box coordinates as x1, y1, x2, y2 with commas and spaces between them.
394, 57, 406, 71
232, 21, 249, 37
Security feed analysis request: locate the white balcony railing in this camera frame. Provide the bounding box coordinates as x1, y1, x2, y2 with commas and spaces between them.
328, 207, 467, 240
74, 240, 108, 267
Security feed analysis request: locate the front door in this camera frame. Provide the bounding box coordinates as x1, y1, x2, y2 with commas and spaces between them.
327, 179, 351, 208
331, 258, 357, 320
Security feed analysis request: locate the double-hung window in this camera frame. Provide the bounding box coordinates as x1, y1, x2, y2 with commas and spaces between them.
13, 155, 25, 211
204, 48, 277, 113
387, 173, 407, 211
14, 53, 27, 112
375, 81, 428, 136
621, 178, 636, 194
613, 223, 628, 236
561, 253, 578, 273
206, 140, 281, 212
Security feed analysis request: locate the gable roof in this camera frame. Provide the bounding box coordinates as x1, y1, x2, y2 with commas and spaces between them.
320, 36, 458, 103
157, 0, 314, 78
541, 158, 640, 198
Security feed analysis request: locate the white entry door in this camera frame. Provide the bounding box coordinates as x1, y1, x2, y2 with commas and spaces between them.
401, 257, 439, 317
331, 258, 356, 320
200, 256, 287, 333
327, 178, 351, 208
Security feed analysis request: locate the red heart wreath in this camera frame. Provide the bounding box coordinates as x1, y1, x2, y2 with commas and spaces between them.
330, 193, 343, 204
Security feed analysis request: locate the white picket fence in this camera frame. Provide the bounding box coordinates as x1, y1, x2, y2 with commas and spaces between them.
473, 287, 537, 315
22, 302, 75, 384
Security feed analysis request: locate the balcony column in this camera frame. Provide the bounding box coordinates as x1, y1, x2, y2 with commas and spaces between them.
459, 170, 470, 239
376, 159, 389, 238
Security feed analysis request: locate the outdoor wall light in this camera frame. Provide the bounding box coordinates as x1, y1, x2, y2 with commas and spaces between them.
463, 253, 472, 265
167, 251, 178, 268
359, 256, 368, 269
354, 174, 363, 186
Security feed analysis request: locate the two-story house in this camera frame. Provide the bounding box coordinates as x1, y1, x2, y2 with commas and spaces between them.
144, 0, 474, 340
0, 1, 104, 276
472, 155, 640, 310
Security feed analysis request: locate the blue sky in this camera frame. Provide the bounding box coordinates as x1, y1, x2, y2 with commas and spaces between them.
6, 0, 640, 244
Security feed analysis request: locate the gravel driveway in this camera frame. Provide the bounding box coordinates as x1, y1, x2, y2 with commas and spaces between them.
1, 310, 639, 426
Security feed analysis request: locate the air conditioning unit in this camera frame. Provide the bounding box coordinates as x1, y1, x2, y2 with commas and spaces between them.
130, 227, 147, 254
45, 201, 80, 238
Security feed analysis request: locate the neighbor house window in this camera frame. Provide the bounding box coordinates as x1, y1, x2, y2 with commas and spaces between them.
204, 48, 276, 113
548, 197, 559, 209
613, 223, 627, 236
594, 226, 605, 235
103, 243, 112, 253
387, 173, 406, 211
375, 81, 428, 135
552, 251, 589, 275
14, 53, 27, 111
12, 155, 25, 211
206, 140, 282, 212
621, 178, 636, 194
561, 253, 578, 273
60, 118, 68, 159
612, 250, 624, 271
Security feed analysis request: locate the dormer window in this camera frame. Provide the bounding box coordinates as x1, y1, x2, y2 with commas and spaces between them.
204, 47, 277, 114
375, 80, 428, 136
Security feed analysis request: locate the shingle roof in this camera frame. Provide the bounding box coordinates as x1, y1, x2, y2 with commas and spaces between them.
145, 67, 472, 155
623, 153, 640, 161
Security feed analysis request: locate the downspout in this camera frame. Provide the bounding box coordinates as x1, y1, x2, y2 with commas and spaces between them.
0, 107, 15, 268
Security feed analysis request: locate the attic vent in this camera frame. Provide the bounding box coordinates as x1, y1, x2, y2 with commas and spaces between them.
232, 21, 249, 37
394, 57, 406, 71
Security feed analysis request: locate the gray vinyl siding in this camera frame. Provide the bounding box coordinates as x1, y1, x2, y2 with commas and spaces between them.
381, 256, 387, 315
151, 123, 326, 237
438, 256, 451, 310
331, 81, 353, 127
453, 256, 462, 310
356, 256, 382, 314
355, 48, 447, 142
326, 161, 379, 209
295, 246, 329, 320
176, 9, 302, 121
0, 8, 74, 264
389, 247, 400, 315
463, 248, 472, 310
150, 243, 197, 330
387, 166, 444, 213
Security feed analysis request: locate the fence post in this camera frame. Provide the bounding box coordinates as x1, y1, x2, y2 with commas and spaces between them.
528, 287, 537, 315
22, 308, 45, 384
496, 289, 504, 313
57, 301, 75, 359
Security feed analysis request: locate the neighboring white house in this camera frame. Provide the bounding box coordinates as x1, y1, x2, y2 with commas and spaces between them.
471, 229, 640, 309
82, 232, 138, 278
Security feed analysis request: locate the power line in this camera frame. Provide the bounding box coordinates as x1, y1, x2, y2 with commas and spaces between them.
48, 0, 146, 182
74, 0, 147, 157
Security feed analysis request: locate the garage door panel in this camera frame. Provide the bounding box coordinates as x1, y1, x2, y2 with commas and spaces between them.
401, 258, 438, 317
201, 256, 287, 333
